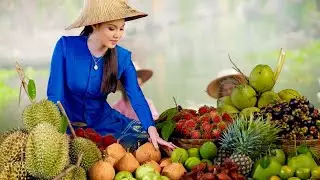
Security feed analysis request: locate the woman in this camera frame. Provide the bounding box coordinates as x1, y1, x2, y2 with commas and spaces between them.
206, 69, 247, 99
112, 62, 159, 121
47, 0, 175, 149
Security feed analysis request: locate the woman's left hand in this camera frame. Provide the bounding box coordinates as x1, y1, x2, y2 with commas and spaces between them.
148, 126, 177, 150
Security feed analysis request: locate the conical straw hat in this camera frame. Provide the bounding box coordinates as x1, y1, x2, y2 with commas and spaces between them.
65, 0, 148, 30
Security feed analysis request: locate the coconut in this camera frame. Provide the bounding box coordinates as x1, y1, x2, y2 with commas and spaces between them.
240, 107, 260, 118
249, 64, 275, 94
104, 142, 126, 163
105, 156, 117, 167
89, 160, 115, 180
278, 89, 301, 102
135, 142, 161, 163
257, 91, 281, 108
217, 96, 233, 108
115, 151, 140, 173
159, 158, 172, 168
231, 84, 257, 110
145, 160, 161, 173
162, 163, 186, 180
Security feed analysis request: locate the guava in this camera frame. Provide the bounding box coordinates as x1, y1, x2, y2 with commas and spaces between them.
311, 166, 320, 179
135, 164, 156, 180
279, 165, 295, 179
296, 168, 311, 180
257, 91, 281, 108
184, 157, 201, 171
199, 142, 217, 160
231, 84, 257, 110
249, 64, 275, 94
115, 171, 134, 180
141, 171, 161, 180
160, 176, 170, 180
171, 148, 189, 163
278, 89, 301, 102
188, 148, 200, 158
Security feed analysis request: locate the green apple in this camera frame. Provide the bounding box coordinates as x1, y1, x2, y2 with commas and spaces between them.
135, 164, 156, 180
201, 159, 213, 166
269, 176, 281, 180
188, 148, 200, 158
171, 148, 189, 163
141, 171, 161, 180
287, 178, 301, 180
115, 171, 134, 180
184, 157, 201, 171
279, 165, 295, 179
296, 168, 311, 180
161, 176, 170, 180
311, 166, 320, 179
270, 149, 286, 165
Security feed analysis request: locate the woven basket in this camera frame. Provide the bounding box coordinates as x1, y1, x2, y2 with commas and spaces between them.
279, 138, 320, 158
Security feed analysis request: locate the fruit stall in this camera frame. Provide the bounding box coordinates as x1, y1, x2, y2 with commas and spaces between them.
1, 51, 320, 180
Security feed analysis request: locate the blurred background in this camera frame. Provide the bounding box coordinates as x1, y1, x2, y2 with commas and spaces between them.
1, 0, 320, 131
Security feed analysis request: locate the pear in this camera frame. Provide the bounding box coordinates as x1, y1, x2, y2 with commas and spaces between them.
135, 142, 161, 163
162, 163, 186, 180
89, 160, 115, 180
115, 151, 140, 173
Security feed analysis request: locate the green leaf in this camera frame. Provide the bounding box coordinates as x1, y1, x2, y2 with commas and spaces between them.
27, 79, 36, 100
155, 121, 166, 129
161, 119, 176, 141
297, 144, 309, 154
59, 115, 68, 134
166, 108, 178, 121
260, 156, 270, 169
158, 107, 176, 120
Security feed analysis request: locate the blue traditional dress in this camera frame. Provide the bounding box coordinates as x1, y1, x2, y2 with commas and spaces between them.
47, 36, 154, 148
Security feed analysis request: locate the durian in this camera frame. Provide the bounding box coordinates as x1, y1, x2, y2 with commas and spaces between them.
0, 161, 27, 180
25, 122, 69, 179
61, 166, 86, 180
0, 131, 28, 170
22, 99, 62, 131
70, 137, 102, 171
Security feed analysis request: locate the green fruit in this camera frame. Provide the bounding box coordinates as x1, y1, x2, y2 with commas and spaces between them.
249, 64, 275, 94
201, 159, 213, 166
0, 161, 27, 180
287, 178, 301, 180
257, 91, 281, 108
135, 164, 156, 180
25, 122, 69, 179
311, 166, 320, 179
279, 165, 295, 179
270, 149, 286, 165
70, 137, 102, 171
141, 171, 161, 180
115, 171, 134, 180
171, 148, 189, 163
217, 104, 239, 117
296, 168, 311, 180
199, 142, 217, 160
270, 176, 281, 180
278, 89, 301, 103
240, 107, 260, 118
188, 148, 200, 158
217, 96, 233, 107
253, 158, 282, 180
22, 99, 62, 131
62, 166, 86, 180
231, 84, 257, 110
0, 130, 28, 169
161, 176, 170, 180
288, 154, 317, 171
184, 157, 201, 171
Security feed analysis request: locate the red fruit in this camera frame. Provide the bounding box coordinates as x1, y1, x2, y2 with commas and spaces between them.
102, 135, 117, 147
75, 128, 85, 137
200, 116, 211, 123
193, 117, 201, 123
222, 113, 232, 122
88, 133, 102, 143
186, 109, 198, 116
210, 111, 219, 119
218, 122, 227, 131
181, 128, 191, 136
183, 113, 193, 120
201, 123, 211, 132
212, 129, 221, 138
190, 130, 201, 139
213, 116, 222, 123
184, 119, 197, 129
198, 105, 210, 115
85, 128, 96, 134
210, 107, 217, 112
202, 131, 212, 139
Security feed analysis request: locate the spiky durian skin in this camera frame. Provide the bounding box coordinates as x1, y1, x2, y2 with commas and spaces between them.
0, 131, 28, 170
62, 166, 87, 180
25, 123, 69, 179
70, 137, 102, 171
22, 99, 62, 131
0, 161, 27, 180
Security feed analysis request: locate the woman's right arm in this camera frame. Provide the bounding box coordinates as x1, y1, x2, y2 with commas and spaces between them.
47, 37, 66, 104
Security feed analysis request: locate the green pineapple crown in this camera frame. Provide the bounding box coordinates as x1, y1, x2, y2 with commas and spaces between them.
219, 115, 281, 160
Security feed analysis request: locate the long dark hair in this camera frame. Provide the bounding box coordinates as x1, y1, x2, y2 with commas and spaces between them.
80, 26, 118, 94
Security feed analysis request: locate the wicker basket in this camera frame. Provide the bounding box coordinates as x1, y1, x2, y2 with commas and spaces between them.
279, 138, 320, 158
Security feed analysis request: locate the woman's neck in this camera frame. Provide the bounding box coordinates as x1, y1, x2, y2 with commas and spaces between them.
121, 90, 129, 102
87, 33, 108, 57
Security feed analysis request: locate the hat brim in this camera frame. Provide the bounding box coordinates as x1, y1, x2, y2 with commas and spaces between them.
206, 74, 247, 99
117, 69, 153, 91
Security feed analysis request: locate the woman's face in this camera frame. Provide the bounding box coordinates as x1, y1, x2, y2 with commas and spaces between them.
94, 19, 125, 48
221, 82, 236, 97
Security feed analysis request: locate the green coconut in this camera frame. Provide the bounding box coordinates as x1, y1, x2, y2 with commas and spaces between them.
258, 91, 281, 108
240, 107, 260, 118
231, 84, 257, 110
278, 89, 301, 103
217, 104, 239, 115
249, 65, 275, 95
217, 96, 233, 108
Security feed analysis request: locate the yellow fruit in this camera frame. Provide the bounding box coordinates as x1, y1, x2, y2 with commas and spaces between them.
89, 160, 115, 180
162, 163, 186, 180
135, 142, 161, 163
115, 152, 140, 173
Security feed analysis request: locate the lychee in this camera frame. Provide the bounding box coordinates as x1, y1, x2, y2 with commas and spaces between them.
213, 116, 222, 123
202, 131, 212, 139
190, 130, 201, 139
212, 129, 221, 138
198, 105, 210, 115
222, 113, 232, 122
201, 123, 211, 132
184, 119, 197, 129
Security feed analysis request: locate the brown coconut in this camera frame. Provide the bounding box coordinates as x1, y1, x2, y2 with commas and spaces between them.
89, 160, 115, 180
104, 142, 126, 163
135, 142, 161, 163
105, 156, 117, 166
159, 158, 172, 168
115, 152, 140, 173
145, 160, 161, 173
162, 163, 186, 180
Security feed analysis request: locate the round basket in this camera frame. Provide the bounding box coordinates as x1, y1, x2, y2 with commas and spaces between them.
279, 138, 320, 158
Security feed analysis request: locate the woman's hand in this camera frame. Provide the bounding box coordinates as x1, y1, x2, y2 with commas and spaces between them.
148, 126, 177, 150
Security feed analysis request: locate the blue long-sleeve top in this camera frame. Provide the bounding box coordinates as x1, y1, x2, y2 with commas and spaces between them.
47, 36, 154, 135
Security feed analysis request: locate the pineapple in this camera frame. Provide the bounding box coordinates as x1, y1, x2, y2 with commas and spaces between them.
213, 147, 232, 165
219, 115, 280, 176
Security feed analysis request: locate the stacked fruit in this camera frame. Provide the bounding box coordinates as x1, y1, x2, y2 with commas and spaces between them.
172, 106, 233, 139
75, 128, 117, 151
